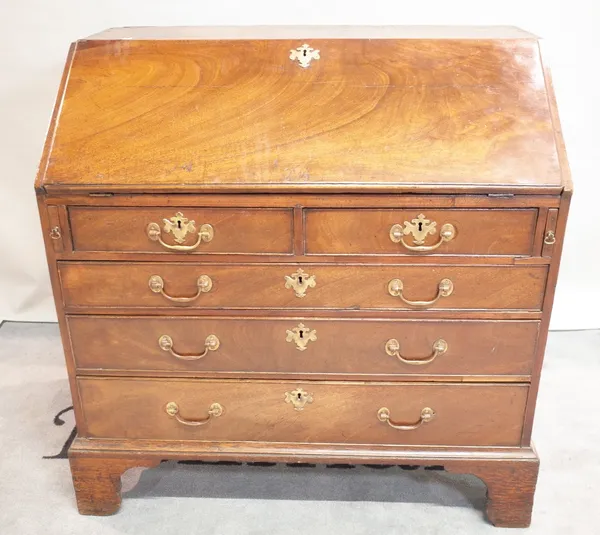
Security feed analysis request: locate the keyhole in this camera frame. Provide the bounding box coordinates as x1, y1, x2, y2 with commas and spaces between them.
303, 49, 307, 57
298, 276, 303, 284
299, 330, 304, 339
418, 222, 423, 232
177, 220, 182, 229
297, 392, 302, 399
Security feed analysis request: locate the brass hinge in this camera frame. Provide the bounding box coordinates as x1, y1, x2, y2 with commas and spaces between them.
487, 193, 515, 198
88, 192, 114, 197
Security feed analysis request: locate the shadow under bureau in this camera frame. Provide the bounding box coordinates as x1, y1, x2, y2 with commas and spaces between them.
35, 26, 571, 528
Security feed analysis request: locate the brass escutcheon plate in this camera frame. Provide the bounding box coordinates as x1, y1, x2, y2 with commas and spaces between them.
285, 323, 317, 351
289, 44, 320, 68
284, 387, 313, 410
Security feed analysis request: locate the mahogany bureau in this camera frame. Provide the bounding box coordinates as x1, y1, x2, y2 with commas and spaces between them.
35, 26, 571, 527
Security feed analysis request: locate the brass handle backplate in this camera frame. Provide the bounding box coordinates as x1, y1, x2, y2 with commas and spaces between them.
377, 407, 435, 430
158, 334, 220, 360
388, 278, 453, 308
390, 213, 456, 252
149, 274, 213, 303
147, 211, 213, 251
385, 338, 448, 365
284, 268, 316, 298
165, 401, 223, 426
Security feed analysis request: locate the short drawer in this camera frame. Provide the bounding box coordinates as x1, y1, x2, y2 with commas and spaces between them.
77, 378, 528, 446
68, 207, 294, 254
59, 262, 547, 311
68, 316, 539, 377
305, 209, 538, 256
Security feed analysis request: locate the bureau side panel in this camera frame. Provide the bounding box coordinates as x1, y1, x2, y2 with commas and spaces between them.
521, 189, 572, 444
36, 195, 85, 426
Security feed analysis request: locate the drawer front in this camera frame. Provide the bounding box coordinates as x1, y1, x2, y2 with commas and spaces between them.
305, 209, 538, 256
59, 262, 547, 311
69, 316, 539, 376
68, 207, 294, 254
78, 378, 528, 446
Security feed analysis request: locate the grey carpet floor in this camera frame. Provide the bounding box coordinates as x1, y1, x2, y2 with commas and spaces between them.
0, 322, 598, 534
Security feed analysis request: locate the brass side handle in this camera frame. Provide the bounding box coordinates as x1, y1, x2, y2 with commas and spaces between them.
165, 401, 223, 426
388, 278, 453, 308
149, 275, 213, 303
544, 230, 556, 245
147, 211, 214, 252
377, 407, 435, 430
390, 213, 456, 252
49, 226, 62, 240
385, 338, 448, 366
158, 334, 220, 360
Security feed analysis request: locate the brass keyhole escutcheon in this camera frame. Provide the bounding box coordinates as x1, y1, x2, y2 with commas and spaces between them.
289, 44, 320, 68
284, 268, 316, 298
286, 323, 317, 351
284, 388, 313, 410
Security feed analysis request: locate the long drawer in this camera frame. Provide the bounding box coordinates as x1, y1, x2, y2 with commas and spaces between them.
58, 262, 547, 311
305, 209, 538, 256
77, 378, 528, 446
68, 316, 539, 377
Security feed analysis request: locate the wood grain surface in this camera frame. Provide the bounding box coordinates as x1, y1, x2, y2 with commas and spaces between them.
38, 38, 562, 192
67, 315, 539, 377
306, 209, 537, 256
77, 378, 528, 446
69, 206, 294, 254
58, 262, 548, 311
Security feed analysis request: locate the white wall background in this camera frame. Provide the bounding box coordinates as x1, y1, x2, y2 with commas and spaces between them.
0, 1, 598, 329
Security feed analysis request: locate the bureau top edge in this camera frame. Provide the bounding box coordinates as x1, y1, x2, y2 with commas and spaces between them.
84, 26, 538, 41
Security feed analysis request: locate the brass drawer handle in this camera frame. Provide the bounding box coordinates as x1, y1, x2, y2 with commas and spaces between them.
158, 334, 220, 360
385, 338, 448, 365
377, 407, 435, 430
147, 211, 214, 252
165, 401, 223, 426
390, 214, 456, 252
388, 278, 453, 308
149, 274, 213, 303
